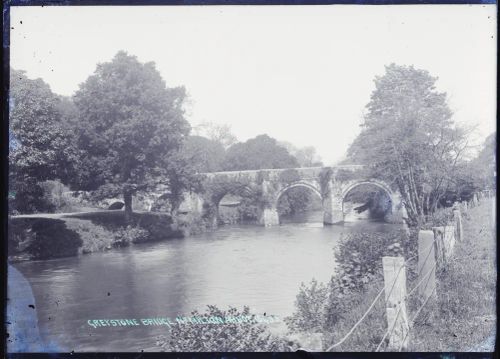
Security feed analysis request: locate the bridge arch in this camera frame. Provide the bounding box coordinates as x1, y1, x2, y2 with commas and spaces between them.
274, 181, 322, 208
211, 184, 256, 207
340, 179, 394, 218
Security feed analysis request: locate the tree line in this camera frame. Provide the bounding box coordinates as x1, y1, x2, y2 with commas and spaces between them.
9, 53, 495, 227
9, 51, 322, 219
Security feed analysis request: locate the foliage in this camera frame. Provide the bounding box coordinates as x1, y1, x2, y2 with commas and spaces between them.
277, 187, 320, 216
72, 51, 192, 220
64, 218, 116, 254
9, 69, 79, 213
284, 279, 329, 333
25, 219, 83, 259
181, 135, 225, 173
70, 211, 177, 241
156, 306, 287, 351
279, 142, 323, 167
347, 64, 471, 227
161, 150, 204, 215
37, 180, 77, 212
421, 206, 454, 230
453, 132, 496, 196
286, 228, 414, 334
223, 134, 299, 171
411, 199, 496, 351
334, 230, 409, 292
113, 226, 150, 246
9, 180, 56, 214
192, 122, 237, 149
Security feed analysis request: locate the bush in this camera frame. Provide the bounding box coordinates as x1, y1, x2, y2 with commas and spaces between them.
64, 218, 115, 254
135, 213, 176, 240
156, 306, 287, 351
284, 279, 329, 333
113, 226, 149, 246
334, 229, 410, 292
422, 207, 454, 230
10, 180, 55, 214
286, 228, 415, 334
26, 218, 83, 259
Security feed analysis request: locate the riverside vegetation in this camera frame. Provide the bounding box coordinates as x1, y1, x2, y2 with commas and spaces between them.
155, 198, 495, 352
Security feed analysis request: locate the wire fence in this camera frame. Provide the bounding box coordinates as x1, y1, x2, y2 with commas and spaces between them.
318, 206, 462, 353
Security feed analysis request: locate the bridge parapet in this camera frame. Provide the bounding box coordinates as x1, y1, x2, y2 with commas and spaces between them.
200, 165, 366, 180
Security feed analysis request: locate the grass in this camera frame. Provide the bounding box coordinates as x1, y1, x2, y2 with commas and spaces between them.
319, 198, 496, 352
409, 198, 496, 351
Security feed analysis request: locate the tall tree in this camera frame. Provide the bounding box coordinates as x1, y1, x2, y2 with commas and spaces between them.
9, 69, 78, 213
347, 64, 470, 227
223, 134, 299, 171
73, 51, 192, 221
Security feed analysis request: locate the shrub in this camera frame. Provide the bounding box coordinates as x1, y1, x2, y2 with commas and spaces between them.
26, 218, 83, 259
422, 207, 454, 230
334, 229, 410, 292
284, 279, 329, 333
10, 180, 55, 214
156, 306, 287, 352
286, 228, 415, 333
113, 226, 149, 246
64, 218, 115, 254
135, 213, 175, 240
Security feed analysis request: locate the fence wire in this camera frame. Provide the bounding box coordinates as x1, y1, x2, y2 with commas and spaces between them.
324, 224, 458, 353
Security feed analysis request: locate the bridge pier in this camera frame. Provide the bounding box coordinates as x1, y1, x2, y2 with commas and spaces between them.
258, 208, 280, 227
322, 180, 344, 225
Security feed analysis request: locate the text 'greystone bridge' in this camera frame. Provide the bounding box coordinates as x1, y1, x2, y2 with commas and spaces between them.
177, 165, 407, 227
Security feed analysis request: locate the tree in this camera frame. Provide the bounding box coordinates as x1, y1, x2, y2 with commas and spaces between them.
193, 122, 237, 149
181, 135, 225, 173
73, 51, 192, 221
223, 134, 299, 171
9, 69, 78, 213
347, 64, 470, 227
470, 132, 496, 191
279, 142, 323, 167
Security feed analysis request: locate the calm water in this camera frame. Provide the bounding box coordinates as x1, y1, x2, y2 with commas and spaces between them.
12, 210, 399, 352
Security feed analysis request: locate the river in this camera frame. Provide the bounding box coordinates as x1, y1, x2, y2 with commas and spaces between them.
11, 210, 400, 352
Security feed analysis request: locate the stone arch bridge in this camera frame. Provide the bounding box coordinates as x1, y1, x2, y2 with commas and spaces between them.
175, 165, 406, 227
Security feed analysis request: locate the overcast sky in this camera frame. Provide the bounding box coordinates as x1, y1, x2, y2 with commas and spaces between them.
10, 5, 497, 165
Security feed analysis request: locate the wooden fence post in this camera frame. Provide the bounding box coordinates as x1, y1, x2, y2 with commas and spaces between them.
453, 207, 463, 242
417, 231, 437, 301
382, 256, 409, 351
432, 226, 456, 265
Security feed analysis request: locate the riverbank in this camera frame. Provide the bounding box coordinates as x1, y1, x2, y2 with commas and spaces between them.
8, 210, 188, 261
316, 198, 496, 351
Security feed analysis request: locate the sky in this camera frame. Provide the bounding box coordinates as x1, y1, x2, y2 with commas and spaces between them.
9, 5, 497, 165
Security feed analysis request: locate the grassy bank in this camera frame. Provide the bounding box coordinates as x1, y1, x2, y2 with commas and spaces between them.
317, 198, 496, 352
410, 198, 496, 351
8, 211, 187, 260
